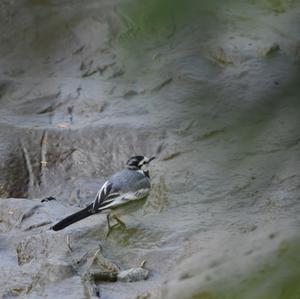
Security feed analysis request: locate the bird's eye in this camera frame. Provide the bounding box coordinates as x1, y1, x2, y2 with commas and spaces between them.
138, 158, 147, 166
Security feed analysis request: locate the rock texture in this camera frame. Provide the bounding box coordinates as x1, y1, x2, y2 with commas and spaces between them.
1, 0, 300, 298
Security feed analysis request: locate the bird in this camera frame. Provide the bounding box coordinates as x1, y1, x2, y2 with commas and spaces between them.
51, 155, 155, 236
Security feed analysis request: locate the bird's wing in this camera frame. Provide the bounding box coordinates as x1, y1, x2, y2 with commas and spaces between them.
92, 181, 120, 211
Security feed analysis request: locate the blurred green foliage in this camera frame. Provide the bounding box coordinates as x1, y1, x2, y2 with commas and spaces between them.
115, 0, 198, 41
115, 0, 297, 43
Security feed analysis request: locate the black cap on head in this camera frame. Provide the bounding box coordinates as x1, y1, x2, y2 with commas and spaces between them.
126, 155, 155, 169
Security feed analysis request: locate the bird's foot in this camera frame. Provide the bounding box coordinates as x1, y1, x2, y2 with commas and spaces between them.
113, 216, 127, 232
105, 216, 127, 238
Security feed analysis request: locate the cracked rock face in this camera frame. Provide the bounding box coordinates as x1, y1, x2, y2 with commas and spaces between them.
1, 0, 300, 298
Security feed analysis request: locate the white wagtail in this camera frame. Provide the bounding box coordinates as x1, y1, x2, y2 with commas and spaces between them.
51, 156, 155, 235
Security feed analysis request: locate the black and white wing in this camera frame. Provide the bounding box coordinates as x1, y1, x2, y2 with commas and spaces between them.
92, 181, 120, 211
92, 169, 151, 212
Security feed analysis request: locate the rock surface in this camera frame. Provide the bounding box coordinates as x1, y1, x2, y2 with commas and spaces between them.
1, 0, 300, 298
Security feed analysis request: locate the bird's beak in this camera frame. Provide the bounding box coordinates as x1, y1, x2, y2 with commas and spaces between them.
148, 156, 155, 163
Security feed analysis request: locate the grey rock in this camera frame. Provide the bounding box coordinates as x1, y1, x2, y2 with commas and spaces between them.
0, 0, 300, 298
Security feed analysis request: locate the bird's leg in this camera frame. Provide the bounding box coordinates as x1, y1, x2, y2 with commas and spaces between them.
105, 214, 127, 238
106, 214, 113, 238
106, 214, 111, 229
107, 213, 120, 229
113, 215, 127, 231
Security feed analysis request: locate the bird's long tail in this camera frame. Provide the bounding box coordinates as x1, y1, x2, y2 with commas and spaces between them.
51, 204, 95, 231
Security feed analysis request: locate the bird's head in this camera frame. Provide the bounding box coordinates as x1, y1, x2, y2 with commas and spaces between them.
126, 155, 155, 170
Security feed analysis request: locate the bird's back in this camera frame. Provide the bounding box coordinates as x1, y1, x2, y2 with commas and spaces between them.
108, 169, 150, 193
